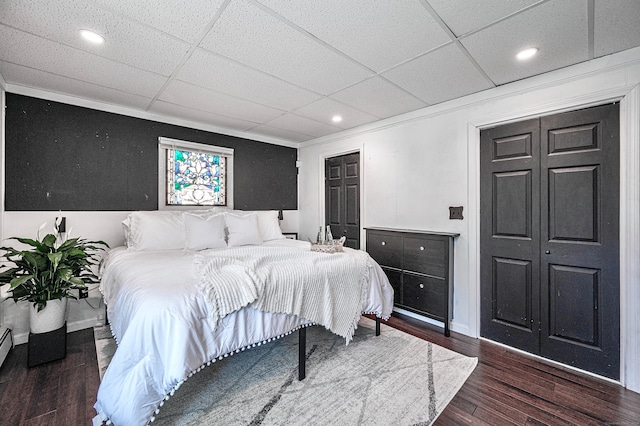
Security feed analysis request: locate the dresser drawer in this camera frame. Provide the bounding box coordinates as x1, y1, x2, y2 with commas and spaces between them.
403, 236, 446, 277
402, 273, 445, 320
366, 232, 402, 269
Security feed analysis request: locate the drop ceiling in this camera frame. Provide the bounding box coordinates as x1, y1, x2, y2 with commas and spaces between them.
1, 0, 639, 144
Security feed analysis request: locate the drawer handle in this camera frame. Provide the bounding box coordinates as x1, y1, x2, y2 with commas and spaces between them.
419, 283, 424, 289
420, 246, 424, 251
381, 241, 386, 246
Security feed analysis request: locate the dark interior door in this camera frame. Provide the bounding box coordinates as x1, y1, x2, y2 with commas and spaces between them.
325, 152, 360, 249
480, 103, 620, 379
539, 104, 619, 378
480, 118, 541, 354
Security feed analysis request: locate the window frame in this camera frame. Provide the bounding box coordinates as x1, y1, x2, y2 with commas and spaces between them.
158, 137, 234, 210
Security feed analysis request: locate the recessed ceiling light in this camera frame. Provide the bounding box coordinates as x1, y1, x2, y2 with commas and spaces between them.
80, 29, 105, 44
332, 115, 343, 123
516, 47, 538, 61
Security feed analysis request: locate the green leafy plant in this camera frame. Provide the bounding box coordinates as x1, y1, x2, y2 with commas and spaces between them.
0, 223, 108, 311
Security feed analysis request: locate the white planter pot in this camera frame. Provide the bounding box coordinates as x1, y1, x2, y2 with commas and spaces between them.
29, 298, 68, 334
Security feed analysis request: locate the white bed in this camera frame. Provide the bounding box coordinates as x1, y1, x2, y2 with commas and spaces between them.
93, 210, 394, 426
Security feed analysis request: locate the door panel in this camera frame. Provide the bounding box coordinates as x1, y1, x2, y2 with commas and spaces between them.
548, 166, 599, 242
325, 153, 360, 249
548, 264, 599, 345
481, 118, 540, 354
493, 170, 532, 238
540, 103, 619, 379
492, 257, 532, 329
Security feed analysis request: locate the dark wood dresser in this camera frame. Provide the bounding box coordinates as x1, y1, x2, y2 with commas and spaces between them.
365, 228, 458, 336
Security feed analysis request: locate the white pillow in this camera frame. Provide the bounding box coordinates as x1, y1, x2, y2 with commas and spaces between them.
225, 213, 263, 247
256, 211, 285, 241
228, 210, 285, 241
127, 211, 186, 251
184, 213, 226, 250
183, 207, 231, 219
121, 217, 131, 246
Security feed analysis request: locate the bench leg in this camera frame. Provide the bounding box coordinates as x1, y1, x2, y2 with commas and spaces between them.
298, 327, 306, 381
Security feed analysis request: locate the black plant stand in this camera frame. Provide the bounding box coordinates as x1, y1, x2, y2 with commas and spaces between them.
27, 323, 66, 367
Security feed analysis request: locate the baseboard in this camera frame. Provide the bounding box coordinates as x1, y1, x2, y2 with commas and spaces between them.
11, 316, 105, 345
392, 307, 470, 336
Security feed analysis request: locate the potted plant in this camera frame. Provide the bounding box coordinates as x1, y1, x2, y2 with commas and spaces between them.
0, 221, 108, 334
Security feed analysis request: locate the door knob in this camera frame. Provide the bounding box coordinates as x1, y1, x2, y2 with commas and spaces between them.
545, 250, 550, 254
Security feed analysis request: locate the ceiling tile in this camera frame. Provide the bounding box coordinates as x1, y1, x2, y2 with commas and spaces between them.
293, 97, 379, 129
1, 0, 189, 76
247, 124, 314, 142
198, 0, 373, 95
177, 48, 321, 111
0, 25, 168, 97
265, 113, 342, 138
158, 80, 284, 123
91, 0, 227, 43
427, 0, 542, 36
594, 0, 640, 57
383, 43, 493, 104
257, 0, 451, 72
460, 0, 588, 85
0, 61, 152, 109
149, 100, 258, 132
330, 77, 428, 118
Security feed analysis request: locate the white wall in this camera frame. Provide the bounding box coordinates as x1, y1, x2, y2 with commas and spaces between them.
298, 47, 640, 392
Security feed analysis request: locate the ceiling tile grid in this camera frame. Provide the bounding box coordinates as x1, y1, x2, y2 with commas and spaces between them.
264, 113, 343, 139
149, 100, 260, 133
383, 43, 494, 105
0, 60, 153, 110
255, 0, 452, 72
0, 25, 168, 98
426, 0, 544, 37
329, 76, 429, 119
1, 0, 190, 76
594, 0, 640, 57
198, 0, 373, 95
292, 97, 379, 130
176, 48, 322, 112
89, 0, 228, 43
1, 0, 639, 143
460, 0, 589, 85
247, 123, 315, 142
158, 80, 284, 124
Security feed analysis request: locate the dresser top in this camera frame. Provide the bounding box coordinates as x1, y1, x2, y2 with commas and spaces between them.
365, 227, 460, 238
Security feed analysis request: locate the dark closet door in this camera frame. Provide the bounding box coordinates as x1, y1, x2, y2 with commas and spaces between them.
480, 118, 541, 354
325, 152, 360, 249
539, 104, 619, 378
481, 103, 620, 380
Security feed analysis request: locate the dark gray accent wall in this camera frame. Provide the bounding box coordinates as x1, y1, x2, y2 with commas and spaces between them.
4, 94, 297, 211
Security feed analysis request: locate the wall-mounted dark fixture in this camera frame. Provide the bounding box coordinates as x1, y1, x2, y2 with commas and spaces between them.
57, 217, 66, 233
449, 206, 463, 220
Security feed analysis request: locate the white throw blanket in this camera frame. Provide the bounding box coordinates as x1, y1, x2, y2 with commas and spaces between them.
196, 246, 371, 342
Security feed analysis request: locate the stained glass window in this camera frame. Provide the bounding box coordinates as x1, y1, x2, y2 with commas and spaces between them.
159, 138, 233, 208
166, 149, 226, 205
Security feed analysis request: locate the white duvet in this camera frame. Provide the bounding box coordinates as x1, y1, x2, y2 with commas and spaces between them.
93, 239, 394, 426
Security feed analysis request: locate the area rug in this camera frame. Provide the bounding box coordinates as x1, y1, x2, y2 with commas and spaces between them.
94, 317, 477, 425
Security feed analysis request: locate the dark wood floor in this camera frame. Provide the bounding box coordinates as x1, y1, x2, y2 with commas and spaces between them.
0, 328, 100, 425
1, 315, 639, 425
